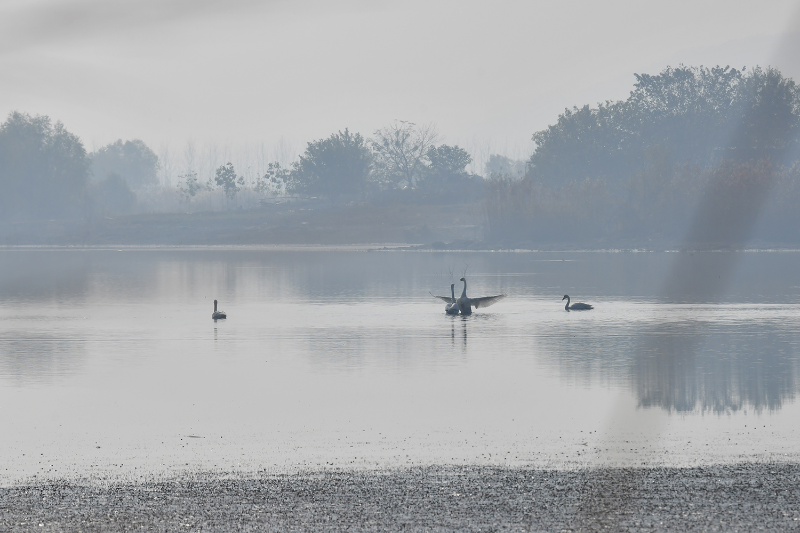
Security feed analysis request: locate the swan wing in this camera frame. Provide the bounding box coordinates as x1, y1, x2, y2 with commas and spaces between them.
471, 294, 507, 308
430, 292, 455, 303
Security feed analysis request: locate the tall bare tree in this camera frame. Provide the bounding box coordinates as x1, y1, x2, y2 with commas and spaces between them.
372, 121, 438, 188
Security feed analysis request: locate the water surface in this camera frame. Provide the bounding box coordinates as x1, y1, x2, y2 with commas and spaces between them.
1, 247, 800, 482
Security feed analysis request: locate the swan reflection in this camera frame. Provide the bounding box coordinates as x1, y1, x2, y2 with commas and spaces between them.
451, 316, 468, 348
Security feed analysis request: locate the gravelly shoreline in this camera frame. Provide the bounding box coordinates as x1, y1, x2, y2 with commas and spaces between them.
2, 463, 799, 532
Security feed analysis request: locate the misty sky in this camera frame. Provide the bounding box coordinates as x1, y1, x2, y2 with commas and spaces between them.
2, 0, 800, 158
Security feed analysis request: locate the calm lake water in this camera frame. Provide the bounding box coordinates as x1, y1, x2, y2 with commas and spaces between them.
1, 246, 800, 482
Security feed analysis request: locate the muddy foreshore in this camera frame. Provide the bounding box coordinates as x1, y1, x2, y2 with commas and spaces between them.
2, 463, 799, 531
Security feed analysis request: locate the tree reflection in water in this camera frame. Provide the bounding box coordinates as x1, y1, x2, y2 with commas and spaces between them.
538, 313, 800, 414
632, 323, 798, 414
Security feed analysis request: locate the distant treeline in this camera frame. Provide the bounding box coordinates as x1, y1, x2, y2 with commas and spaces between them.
487, 65, 800, 247
4, 64, 800, 248
0, 115, 496, 222
226, 123, 485, 205
0, 112, 162, 220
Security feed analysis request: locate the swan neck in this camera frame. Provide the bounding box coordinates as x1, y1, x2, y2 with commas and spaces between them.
461, 280, 467, 298
565, 296, 570, 310
214, 300, 218, 313
451, 285, 456, 302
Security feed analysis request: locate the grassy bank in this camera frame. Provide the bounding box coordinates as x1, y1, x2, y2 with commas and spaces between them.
0, 202, 483, 246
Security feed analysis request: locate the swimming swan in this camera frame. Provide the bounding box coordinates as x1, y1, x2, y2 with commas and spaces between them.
212, 299, 227, 320
562, 295, 593, 311
456, 277, 506, 316
431, 284, 461, 315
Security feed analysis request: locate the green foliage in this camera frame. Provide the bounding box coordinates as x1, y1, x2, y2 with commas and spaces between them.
214, 162, 244, 200
178, 171, 202, 202
255, 162, 290, 195
91, 139, 159, 190
485, 156, 800, 247
529, 65, 800, 188
0, 111, 89, 220
530, 100, 629, 186
290, 129, 372, 198
89, 172, 136, 215
427, 145, 472, 179
487, 65, 800, 247
417, 144, 483, 202
484, 155, 526, 178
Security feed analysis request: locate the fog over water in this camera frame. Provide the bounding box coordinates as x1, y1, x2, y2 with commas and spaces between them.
1, 247, 800, 483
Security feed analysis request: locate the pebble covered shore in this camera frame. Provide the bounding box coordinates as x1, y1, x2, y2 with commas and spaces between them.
2, 463, 799, 531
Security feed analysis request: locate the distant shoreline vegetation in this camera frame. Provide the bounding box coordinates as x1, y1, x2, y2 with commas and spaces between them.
0, 116, 495, 221
1, 65, 799, 248
488, 65, 800, 248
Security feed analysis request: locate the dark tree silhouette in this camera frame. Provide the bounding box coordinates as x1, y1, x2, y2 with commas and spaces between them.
0, 111, 89, 221
214, 162, 244, 201
91, 139, 159, 190
483, 66, 800, 247
420, 144, 484, 202
427, 144, 472, 179
290, 129, 372, 199
89, 172, 136, 215
528, 65, 800, 189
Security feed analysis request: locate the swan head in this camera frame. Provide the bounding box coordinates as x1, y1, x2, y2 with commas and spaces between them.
460, 277, 465, 282
562, 294, 569, 300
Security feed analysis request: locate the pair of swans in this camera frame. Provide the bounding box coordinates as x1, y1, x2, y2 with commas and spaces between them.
432, 282, 594, 314
432, 277, 506, 315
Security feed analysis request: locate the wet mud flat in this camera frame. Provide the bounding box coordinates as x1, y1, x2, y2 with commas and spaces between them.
2, 463, 799, 532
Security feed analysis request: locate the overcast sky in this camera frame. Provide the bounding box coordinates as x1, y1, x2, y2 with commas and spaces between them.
1, 0, 800, 159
